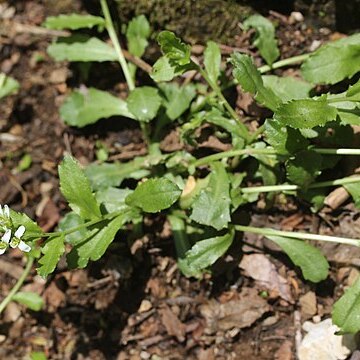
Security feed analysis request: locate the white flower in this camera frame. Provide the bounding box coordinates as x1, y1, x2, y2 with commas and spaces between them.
0, 204, 11, 230
0, 229, 11, 255
9, 225, 31, 253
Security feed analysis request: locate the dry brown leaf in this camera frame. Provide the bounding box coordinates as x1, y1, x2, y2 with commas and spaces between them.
240, 254, 294, 303
159, 304, 186, 342
200, 287, 270, 334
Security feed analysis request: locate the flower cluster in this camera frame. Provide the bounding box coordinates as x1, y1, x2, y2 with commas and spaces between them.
0, 205, 31, 255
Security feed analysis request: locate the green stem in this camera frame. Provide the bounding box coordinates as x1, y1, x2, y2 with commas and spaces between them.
100, 0, 135, 91
258, 54, 310, 74
327, 97, 359, 104
43, 210, 123, 238
198, 67, 250, 142
192, 147, 360, 168
0, 257, 34, 314
241, 175, 360, 194
235, 225, 360, 247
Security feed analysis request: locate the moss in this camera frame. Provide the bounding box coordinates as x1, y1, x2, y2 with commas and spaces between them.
115, 0, 254, 44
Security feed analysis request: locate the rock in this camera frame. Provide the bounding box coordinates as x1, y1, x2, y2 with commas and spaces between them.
298, 318, 356, 360
299, 291, 317, 319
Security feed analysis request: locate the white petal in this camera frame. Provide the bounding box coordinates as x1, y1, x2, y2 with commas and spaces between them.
1, 229, 11, 244
3, 205, 10, 218
18, 241, 31, 252
0, 247, 6, 255
14, 225, 25, 238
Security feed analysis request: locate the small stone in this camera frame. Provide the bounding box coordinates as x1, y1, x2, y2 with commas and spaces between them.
290, 11, 304, 23
309, 40, 322, 52
138, 299, 152, 313
299, 291, 317, 318
0, 335, 6, 343
50, 68, 68, 84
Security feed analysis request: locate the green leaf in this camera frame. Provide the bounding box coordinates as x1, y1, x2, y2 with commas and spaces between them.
43, 14, 105, 30
286, 150, 322, 188
60, 88, 134, 127
244, 14, 279, 66
346, 79, 360, 101
190, 162, 231, 230
37, 235, 65, 278
267, 235, 329, 283
13, 291, 44, 311
67, 213, 130, 268
275, 97, 338, 129
59, 155, 101, 220
85, 157, 149, 190
344, 183, 360, 208
10, 210, 43, 241
185, 228, 235, 272
58, 212, 93, 245
30, 352, 47, 360
125, 178, 181, 213
0, 73, 19, 99
151, 56, 180, 82
204, 41, 221, 83
262, 75, 312, 101
126, 15, 150, 57
127, 86, 162, 122
96, 187, 133, 213
301, 33, 360, 85
230, 53, 280, 111
157, 31, 191, 66
332, 275, 360, 333
264, 119, 309, 154
159, 83, 196, 120
47, 37, 117, 62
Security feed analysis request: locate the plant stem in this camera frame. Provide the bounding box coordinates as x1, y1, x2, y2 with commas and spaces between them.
258, 54, 310, 74
192, 147, 360, 168
198, 67, 250, 142
100, 0, 135, 91
241, 175, 360, 194
0, 257, 34, 314
235, 225, 360, 247
43, 210, 123, 238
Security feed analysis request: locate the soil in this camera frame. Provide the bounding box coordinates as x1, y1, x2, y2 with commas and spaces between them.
0, 1, 359, 359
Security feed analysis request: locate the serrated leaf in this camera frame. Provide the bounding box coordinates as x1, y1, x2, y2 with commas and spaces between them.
127, 86, 162, 122
190, 162, 231, 230
37, 235, 65, 278
157, 31, 191, 66
230, 53, 280, 111
10, 210, 43, 241
262, 75, 312, 101
264, 119, 309, 154
244, 14, 279, 66
204, 41, 221, 83
286, 150, 322, 188
12, 291, 44, 311
67, 214, 130, 269
125, 178, 181, 213
43, 14, 105, 30
0, 73, 19, 99
59, 155, 101, 220
275, 98, 338, 129
185, 228, 235, 272
301, 33, 360, 85
159, 82, 196, 120
85, 157, 149, 190
126, 15, 150, 57
267, 235, 329, 282
48, 37, 117, 62
96, 187, 133, 213
333, 275, 360, 333
60, 88, 134, 127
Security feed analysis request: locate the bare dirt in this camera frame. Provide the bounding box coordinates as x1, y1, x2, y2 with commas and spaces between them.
0, 1, 359, 359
